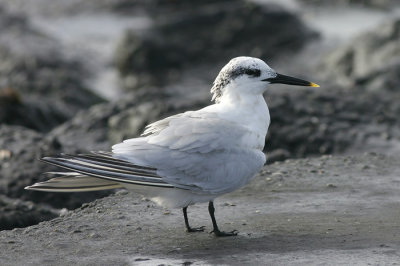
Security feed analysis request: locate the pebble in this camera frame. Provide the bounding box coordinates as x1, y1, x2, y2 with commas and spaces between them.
89, 233, 101, 239
0, 149, 11, 160
59, 208, 69, 216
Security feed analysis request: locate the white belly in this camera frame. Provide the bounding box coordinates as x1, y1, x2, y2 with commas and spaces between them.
122, 149, 266, 208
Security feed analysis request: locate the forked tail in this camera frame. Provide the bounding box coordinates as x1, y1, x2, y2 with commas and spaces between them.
25, 151, 176, 192
25, 172, 123, 192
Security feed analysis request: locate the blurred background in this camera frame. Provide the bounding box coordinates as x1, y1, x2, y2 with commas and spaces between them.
0, 0, 400, 231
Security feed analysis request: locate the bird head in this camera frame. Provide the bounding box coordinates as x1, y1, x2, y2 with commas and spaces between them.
211, 56, 319, 103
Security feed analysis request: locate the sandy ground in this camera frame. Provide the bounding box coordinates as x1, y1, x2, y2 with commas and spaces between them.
0, 152, 399, 265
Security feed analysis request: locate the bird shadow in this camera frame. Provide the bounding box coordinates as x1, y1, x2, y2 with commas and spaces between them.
158, 228, 385, 264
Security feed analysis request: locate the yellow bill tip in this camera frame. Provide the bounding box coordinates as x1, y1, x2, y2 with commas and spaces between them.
309, 82, 320, 87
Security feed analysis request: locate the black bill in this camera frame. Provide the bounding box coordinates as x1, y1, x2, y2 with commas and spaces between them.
263, 73, 319, 87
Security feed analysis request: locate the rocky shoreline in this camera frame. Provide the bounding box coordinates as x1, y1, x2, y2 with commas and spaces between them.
0, 0, 400, 264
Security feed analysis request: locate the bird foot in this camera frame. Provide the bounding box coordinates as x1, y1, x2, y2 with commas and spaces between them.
210, 229, 238, 237
186, 226, 205, 233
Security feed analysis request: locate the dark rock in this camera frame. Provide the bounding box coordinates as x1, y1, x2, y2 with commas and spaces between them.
355, 60, 400, 92
298, 0, 398, 9
0, 5, 104, 132
0, 125, 112, 210
266, 149, 291, 164
265, 85, 400, 158
0, 194, 59, 231
88, 0, 237, 15
0, 88, 72, 132
115, 0, 317, 90
322, 18, 400, 92
109, 0, 236, 15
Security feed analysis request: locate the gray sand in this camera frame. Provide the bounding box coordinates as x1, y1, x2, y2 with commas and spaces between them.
1, 152, 399, 265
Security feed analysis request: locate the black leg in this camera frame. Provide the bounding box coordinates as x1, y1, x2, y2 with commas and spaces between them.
208, 201, 238, 237
183, 206, 205, 233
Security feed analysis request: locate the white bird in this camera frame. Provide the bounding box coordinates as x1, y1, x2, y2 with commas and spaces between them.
26, 56, 319, 237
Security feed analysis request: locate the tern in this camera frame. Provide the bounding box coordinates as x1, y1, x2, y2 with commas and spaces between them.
26, 56, 319, 237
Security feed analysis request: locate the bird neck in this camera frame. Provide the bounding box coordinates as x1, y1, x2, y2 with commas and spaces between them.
218, 85, 266, 109
216, 86, 270, 140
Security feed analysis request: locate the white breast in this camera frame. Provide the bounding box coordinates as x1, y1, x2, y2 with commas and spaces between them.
209, 94, 270, 151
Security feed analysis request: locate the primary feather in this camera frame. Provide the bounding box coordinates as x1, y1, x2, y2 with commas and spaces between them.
26, 172, 123, 192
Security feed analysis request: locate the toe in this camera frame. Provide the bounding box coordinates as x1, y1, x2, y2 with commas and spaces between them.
187, 226, 206, 233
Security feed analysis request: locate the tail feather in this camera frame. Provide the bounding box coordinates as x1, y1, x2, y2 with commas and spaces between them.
25, 172, 123, 192
61, 153, 159, 177
40, 157, 175, 188
25, 152, 181, 192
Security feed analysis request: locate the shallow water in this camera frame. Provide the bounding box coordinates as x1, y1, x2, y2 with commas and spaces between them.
256, 0, 399, 41
32, 13, 151, 100
303, 5, 400, 41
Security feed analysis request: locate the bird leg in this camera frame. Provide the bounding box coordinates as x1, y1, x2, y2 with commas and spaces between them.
208, 201, 238, 237
182, 206, 205, 233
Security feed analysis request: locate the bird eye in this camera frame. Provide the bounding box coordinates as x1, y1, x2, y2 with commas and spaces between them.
244, 69, 261, 77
